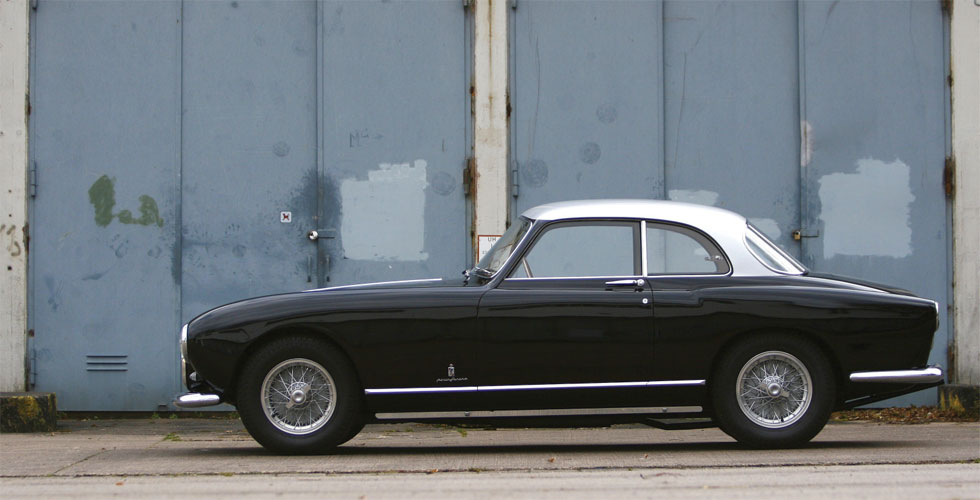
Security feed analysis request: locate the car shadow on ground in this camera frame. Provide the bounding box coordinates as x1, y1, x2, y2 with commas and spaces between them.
163, 439, 921, 457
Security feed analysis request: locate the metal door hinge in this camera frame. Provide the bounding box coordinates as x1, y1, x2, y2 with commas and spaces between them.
792, 229, 819, 241
511, 0, 518, 9
30, 0, 38, 10
30, 161, 37, 198
462, 0, 471, 8
28, 344, 37, 388
463, 157, 475, 196
511, 161, 520, 198
944, 157, 955, 198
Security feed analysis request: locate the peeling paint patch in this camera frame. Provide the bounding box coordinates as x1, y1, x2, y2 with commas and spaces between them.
87, 175, 164, 228
340, 160, 429, 261
801, 120, 814, 167
748, 218, 782, 240
668, 189, 719, 207
579, 142, 601, 165
522, 159, 549, 188
818, 158, 914, 258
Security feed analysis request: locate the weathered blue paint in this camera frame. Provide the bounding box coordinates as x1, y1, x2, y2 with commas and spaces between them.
664, 0, 801, 256
799, 0, 949, 405
27, 0, 949, 410
510, 0, 949, 405
179, 0, 319, 321
510, 0, 666, 217
29, 0, 181, 411
320, 0, 470, 286
28, 0, 471, 411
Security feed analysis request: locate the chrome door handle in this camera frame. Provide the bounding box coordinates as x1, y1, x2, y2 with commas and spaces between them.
605, 279, 645, 289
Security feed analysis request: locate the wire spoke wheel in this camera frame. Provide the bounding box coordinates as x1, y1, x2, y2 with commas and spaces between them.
260, 358, 337, 435
735, 351, 812, 429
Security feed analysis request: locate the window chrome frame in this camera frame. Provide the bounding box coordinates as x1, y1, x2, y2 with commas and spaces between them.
503, 219, 642, 280
643, 219, 732, 277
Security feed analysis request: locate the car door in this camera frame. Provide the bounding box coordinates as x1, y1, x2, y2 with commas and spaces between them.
644, 221, 733, 397
476, 220, 655, 410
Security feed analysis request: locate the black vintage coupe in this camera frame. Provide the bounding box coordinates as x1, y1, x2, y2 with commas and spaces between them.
175, 199, 943, 453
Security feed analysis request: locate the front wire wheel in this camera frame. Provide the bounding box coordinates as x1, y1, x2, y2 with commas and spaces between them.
237, 337, 363, 454
260, 358, 337, 435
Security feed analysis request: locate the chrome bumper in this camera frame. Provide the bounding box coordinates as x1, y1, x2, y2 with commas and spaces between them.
174, 393, 222, 408
849, 365, 944, 384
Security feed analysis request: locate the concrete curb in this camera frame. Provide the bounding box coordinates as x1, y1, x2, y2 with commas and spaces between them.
0, 392, 58, 433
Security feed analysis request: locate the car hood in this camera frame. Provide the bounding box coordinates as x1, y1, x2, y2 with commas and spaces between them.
188, 276, 469, 334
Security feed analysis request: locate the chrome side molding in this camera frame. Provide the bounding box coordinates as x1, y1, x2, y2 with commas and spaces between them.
849, 366, 944, 384
375, 406, 703, 420
365, 379, 706, 395
174, 393, 222, 408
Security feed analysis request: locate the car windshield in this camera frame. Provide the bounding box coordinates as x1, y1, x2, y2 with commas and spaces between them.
476, 218, 532, 275
744, 223, 807, 275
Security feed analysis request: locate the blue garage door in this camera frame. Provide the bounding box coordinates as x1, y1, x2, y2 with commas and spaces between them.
29, 0, 471, 410
510, 0, 949, 405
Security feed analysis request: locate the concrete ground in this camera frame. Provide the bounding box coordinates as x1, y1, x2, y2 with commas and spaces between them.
1, 418, 978, 498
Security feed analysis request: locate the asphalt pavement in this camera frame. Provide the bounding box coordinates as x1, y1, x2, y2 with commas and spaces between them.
1, 418, 978, 498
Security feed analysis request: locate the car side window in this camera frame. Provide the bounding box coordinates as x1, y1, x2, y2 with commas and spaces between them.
646, 223, 730, 275
510, 222, 636, 278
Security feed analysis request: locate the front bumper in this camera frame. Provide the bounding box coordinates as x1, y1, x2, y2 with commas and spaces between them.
174, 393, 222, 408
849, 365, 945, 384
176, 323, 222, 409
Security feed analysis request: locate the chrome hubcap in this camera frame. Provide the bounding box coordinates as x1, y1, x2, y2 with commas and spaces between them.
767, 382, 782, 397
288, 385, 309, 407
736, 351, 812, 429
260, 358, 336, 435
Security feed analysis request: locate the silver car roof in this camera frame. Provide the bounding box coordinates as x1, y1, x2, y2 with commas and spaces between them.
521, 199, 786, 277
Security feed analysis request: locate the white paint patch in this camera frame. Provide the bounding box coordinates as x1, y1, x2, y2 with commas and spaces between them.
667, 189, 719, 207
748, 218, 782, 240
340, 160, 429, 261
818, 158, 914, 258
801, 120, 814, 167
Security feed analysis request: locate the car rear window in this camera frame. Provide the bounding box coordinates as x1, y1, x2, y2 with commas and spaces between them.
744, 224, 806, 275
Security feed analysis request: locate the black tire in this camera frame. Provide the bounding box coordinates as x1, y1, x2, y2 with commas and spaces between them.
338, 418, 367, 444
710, 335, 835, 448
236, 336, 364, 454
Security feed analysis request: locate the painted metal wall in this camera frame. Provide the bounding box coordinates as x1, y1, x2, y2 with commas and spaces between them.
29, 1, 182, 410
510, 0, 949, 405
798, 0, 949, 404
29, 0, 471, 410
26, 0, 953, 410
320, 1, 471, 286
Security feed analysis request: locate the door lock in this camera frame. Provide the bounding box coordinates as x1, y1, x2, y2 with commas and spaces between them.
307, 229, 337, 241
792, 230, 820, 241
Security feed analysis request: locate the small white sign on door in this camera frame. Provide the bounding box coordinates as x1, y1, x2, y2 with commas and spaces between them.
280, 211, 292, 223
477, 235, 502, 261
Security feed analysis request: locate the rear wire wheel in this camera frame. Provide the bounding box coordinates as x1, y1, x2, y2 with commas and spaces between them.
237, 336, 363, 454
711, 335, 835, 448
